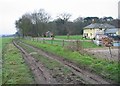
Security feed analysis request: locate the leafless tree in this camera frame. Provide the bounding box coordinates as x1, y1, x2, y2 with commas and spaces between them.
57, 13, 71, 21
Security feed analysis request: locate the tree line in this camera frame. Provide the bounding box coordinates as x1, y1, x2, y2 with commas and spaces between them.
15, 9, 120, 37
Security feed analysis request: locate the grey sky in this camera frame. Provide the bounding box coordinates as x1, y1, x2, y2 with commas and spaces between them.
0, 0, 119, 35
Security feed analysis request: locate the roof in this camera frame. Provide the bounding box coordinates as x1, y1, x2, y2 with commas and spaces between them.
105, 28, 118, 34
84, 23, 115, 29
102, 23, 115, 28
84, 23, 100, 28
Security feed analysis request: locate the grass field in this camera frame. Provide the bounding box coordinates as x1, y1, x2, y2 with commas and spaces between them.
32, 39, 101, 48
22, 39, 119, 83
55, 35, 91, 40
2, 37, 34, 84
0, 37, 2, 49
82, 41, 101, 48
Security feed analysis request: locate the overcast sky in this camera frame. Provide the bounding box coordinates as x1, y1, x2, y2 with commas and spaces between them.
0, 0, 119, 35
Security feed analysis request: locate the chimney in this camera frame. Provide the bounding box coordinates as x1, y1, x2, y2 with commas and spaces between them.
92, 19, 95, 23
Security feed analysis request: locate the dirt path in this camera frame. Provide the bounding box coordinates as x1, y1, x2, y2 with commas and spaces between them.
13, 41, 57, 84
18, 40, 111, 84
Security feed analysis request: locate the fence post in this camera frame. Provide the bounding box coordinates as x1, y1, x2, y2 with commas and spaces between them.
76, 40, 79, 51
62, 40, 64, 47
43, 38, 45, 43
76, 40, 84, 55
67, 33, 69, 39
109, 47, 112, 58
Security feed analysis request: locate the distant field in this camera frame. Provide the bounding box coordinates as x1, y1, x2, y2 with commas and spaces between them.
41, 35, 100, 48
2, 37, 13, 49
32, 38, 101, 48
82, 41, 101, 48
55, 35, 91, 40
0, 38, 2, 49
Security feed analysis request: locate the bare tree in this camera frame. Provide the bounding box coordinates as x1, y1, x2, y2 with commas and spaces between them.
55, 13, 72, 35
38, 9, 51, 23
57, 13, 71, 22
31, 9, 51, 36
15, 9, 51, 37
73, 17, 84, 23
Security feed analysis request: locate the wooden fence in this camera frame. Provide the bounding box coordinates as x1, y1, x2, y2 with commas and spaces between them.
25, 37, 85, 52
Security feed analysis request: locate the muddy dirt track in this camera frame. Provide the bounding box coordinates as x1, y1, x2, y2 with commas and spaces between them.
13, 40, 111, 84
13, 41, 56, 84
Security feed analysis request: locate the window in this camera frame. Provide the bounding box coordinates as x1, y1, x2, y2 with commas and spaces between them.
87, 33, 88, 36
99, 28, 102, 30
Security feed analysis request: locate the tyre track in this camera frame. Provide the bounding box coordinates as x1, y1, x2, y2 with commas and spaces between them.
19, 40, 110, 84
13, 41, 57, 84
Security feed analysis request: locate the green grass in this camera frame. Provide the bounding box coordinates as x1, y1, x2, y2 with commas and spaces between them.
55, 35, 91, 40
0, 38, 2, 85
82, 41, 101, 48
0, 37, 13, 85
31, 38, 101, 48
2, 37, 13, 49
2, 38, 35, 84
0, 37, 2, 49
44, 40, 70, 46
22, 39, 119, 83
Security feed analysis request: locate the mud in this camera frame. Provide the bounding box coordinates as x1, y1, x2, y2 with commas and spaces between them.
14, 40, 111, 84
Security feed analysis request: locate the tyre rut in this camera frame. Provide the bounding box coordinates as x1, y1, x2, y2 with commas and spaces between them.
19, 40, 110, 84
13, 41, 57, 84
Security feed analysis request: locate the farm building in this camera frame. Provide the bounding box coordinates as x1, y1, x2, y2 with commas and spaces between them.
43, 31, 54, 37
104, 28, 120, 36
83, 23, 115, 39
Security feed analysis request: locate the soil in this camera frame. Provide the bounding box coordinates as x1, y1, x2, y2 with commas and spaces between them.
84, 47, 119, 61
13, 40, 111, 84
13, 41, 57, 84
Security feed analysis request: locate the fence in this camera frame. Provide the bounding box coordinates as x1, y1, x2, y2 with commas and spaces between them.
24, 37, 117, 61
25, 37, 86, 53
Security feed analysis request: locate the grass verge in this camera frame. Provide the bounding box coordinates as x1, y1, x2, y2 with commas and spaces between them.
2, 38, 34, 84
